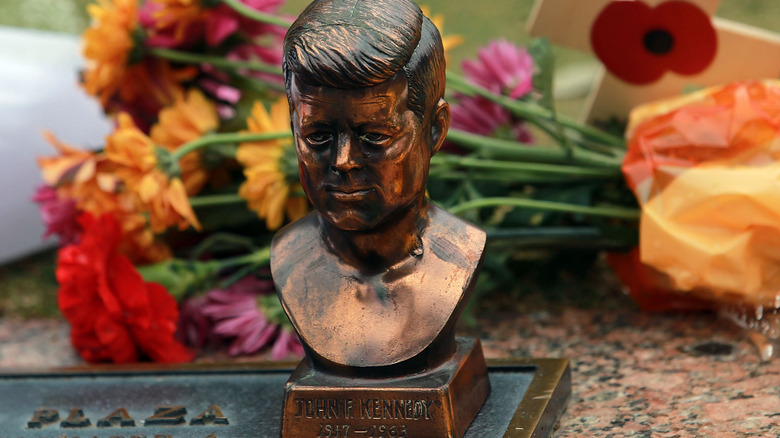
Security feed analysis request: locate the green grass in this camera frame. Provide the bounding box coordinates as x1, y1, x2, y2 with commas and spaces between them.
0, 250, 59, 319
0, 0, 93, 34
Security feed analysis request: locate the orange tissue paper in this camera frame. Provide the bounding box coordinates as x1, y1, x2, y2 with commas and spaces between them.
623, 80, 780, 328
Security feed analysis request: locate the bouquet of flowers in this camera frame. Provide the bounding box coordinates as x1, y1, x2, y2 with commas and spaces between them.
33, 0, 645, 364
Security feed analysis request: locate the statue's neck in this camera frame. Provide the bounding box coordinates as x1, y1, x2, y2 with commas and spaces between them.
320, 198, 429, 273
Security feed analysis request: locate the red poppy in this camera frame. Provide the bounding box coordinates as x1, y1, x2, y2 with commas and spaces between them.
590, 0, 717, 85
56, 213, 194, 363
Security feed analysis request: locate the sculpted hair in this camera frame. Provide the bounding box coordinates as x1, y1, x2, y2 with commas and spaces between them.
283, 0, 446, 122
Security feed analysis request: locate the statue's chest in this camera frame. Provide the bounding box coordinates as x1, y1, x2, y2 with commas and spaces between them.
281, 255, 468, 367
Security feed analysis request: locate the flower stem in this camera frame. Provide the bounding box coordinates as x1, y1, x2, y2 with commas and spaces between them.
172, 131, 291, 161
431, 154, 622, 178
189, 193, 245, 208
446, 129, 622, 168
449, 197, 640, 220
428, 171, 589, 184
221, 0, 293, 28
150, 48, 283, 76
486, 226, 634, 250
218, 246, 271, 270
446, 71, 625, 148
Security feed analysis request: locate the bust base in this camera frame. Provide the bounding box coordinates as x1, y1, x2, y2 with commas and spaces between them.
281, 337, 490, 438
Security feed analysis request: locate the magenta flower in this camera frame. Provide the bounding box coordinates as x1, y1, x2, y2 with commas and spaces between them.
450, 95, 533, 144
139, 0, 289, 49
200, 276, 276, 356
462, 39, 535, 99
32, 185, 81, 245
206, 0, 288, 47
448, 39, 536, 150
198, 275, 303, 358
226, 36, 286, 86
176, 294, 217, 349
271, 328, 305, 360
198, 64, 243, 120
138, 1, 204, 49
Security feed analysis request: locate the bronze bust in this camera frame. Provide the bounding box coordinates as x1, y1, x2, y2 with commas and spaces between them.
270, 0, 487, 376
271, 2, 490, 435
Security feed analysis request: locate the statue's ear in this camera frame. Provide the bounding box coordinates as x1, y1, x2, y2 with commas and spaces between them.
430, 98, 450, 156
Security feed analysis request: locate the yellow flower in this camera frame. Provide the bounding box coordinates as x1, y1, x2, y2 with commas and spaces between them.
420, 6, 463, 59
82, 0, 138, 106
237, 98, 308, 230
151, 89, 219, 195
106, 113, 202, 233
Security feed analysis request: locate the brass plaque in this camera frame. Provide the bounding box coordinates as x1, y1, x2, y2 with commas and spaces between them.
0, 359, 569, 437
281, 338, 491, 438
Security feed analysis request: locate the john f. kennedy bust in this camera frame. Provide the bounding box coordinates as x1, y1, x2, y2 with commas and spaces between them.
270, 0, 487, 376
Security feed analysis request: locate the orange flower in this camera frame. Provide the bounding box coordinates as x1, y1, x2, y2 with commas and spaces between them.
420, 6, 463, 59
106, 113, 202, 233
37, 132, 95, 187
119, 212, 173, 264
37, 132, 123, 215
151, 89, 219, 195
237, 99, 308, 230
81, 0, 195, 130
82, 0, 138, 106
37, 132, 172, 263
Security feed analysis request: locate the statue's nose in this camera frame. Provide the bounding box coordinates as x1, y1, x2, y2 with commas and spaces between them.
331, 133, 362, 174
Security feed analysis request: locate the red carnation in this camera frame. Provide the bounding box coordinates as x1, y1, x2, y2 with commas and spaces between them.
56, 213, 194, 363
590, 0, 717, 85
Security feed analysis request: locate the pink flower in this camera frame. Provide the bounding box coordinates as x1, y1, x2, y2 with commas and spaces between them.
271, 328, 304, 360
139, 0, 290, 49
226, 37, 286, 86
450, 95, 533, 144
198, 64, 243, 119
139, 1, 204, 49
176, 294, 217, 349
206, 0, 288, 47
462, 39, 535, 99
199, 275, 302, 358
448, 39, 536, 151
32, 185, 81, 245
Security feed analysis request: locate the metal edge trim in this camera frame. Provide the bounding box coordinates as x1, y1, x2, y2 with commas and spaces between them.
495, 357, 572, 438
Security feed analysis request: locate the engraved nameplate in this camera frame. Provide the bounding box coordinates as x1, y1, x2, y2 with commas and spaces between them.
0, 360, 570, 438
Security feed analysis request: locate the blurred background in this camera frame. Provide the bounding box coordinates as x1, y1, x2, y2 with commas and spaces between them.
1, 0, 779, 318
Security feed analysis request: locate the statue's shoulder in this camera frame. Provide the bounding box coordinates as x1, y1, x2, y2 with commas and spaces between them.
425, 204, 486, 271
270, 211, 321, 279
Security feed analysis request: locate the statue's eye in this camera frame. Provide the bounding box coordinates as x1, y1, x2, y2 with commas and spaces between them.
306, 132, 332, 147
360, 132, 390, 146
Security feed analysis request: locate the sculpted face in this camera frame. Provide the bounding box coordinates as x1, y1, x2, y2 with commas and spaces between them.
289, 74, 447, 231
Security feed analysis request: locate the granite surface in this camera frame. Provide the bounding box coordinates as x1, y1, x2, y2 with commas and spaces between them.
476, 304, 780, 437
3, 308, 778, 436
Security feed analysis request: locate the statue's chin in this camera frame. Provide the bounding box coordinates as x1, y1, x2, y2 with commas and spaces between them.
320, 211, 379, 232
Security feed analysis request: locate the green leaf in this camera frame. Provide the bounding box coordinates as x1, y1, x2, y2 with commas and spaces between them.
138, 259, 221, 300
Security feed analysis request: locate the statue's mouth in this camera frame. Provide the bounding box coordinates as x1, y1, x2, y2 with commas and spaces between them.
327, 187, 374, 200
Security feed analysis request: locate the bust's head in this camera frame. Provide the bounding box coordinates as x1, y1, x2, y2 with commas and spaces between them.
282, 0, 449, 232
